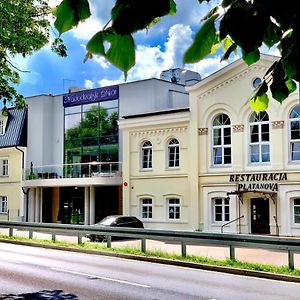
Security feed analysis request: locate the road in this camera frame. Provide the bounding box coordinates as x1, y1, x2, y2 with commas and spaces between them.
0, 242, 299, 300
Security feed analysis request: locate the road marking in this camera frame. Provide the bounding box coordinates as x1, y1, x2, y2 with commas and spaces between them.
52, 268, 151, 288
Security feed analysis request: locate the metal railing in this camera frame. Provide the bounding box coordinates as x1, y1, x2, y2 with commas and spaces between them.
24, 162, 122, 180
221, 215, 244, 233
0, 221, 300, 270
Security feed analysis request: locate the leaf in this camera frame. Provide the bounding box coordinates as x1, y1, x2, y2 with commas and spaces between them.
221, 43, 237, 61
270, 61, 290, 102
54, 0, 91, 35
111, 0, 174, 35
256, 81, 268, 97
105, 33, 135, 79
263, 21, 282, 48
285, 79, 297, 93
249, 93, 269, 114
183, 15, 218, 64
242, 49, 260, 65
86, 31, 105, 55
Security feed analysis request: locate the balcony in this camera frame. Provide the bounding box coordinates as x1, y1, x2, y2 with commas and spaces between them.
24, 162, 122, 181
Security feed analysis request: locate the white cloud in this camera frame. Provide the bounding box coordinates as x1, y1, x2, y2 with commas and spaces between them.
84, 79, 95, 89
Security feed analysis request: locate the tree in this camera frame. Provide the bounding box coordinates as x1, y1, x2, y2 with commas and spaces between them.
0, 0, 50, 108
54, 0, 300, 112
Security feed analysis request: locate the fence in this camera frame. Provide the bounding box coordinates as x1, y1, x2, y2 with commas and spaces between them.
0, 221, 300, 270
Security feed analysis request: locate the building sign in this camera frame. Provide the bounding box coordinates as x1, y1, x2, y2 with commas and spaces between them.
229, 172, 288, 192
63, 85, 119, 107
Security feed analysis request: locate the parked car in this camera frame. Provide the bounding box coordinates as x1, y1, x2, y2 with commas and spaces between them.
85, 215, 144, 242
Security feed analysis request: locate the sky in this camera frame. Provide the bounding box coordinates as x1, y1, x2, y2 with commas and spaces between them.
14, 0, 280, 98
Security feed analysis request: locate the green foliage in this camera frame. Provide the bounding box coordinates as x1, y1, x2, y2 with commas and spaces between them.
0, 0, 51, 107
53, 0, 300, 112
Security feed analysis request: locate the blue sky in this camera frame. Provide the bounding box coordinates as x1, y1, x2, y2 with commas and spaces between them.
14, 0, 279, 98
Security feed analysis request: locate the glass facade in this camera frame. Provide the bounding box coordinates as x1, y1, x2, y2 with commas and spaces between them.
64, 99, 119, 168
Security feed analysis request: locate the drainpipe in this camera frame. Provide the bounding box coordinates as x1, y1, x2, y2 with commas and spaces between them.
21, 187, 30, 222
16, 146, 26, 221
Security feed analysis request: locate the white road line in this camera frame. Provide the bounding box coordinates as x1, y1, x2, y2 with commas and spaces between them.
52, 268, 151, 288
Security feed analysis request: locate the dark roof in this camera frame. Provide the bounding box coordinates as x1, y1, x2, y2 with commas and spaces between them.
122, 107, 190, 119
0, 108, 27, 148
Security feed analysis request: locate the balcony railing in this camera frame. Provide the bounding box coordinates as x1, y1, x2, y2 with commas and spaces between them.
24, 162, 122, 180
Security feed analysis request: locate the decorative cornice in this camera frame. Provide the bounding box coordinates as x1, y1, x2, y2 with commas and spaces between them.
232, 124, 244, 133
272, 121, 284, 129
198, 128, 208, 135
130, 127, 187, 136
197, 65, 267, 100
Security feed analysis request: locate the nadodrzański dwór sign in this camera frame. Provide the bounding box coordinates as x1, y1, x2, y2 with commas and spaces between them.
63, 86, 119, 107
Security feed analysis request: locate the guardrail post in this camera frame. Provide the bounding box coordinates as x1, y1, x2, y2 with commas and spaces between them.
78, 233, 82, 244
181, 241, 187, 257
52, 233, 56, 242
9, 227, 13, 237
141, 239, 146, 253
107, 236, 112, 248
229, 245, 235, 260
288, 249, 295, 270
29, 230, 33, 239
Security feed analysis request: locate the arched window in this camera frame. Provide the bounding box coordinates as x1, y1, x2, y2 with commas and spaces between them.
289, 105, 300, 161
168, 138, 179, 168
141, 140, 152, 169
249, 111, 270, 163
212, 114, 231, 165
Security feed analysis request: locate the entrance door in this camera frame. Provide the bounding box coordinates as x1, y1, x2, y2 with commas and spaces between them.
251, 198, 270, 234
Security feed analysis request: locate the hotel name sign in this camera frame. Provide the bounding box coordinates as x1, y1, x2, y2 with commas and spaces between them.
229, 172, 288, 192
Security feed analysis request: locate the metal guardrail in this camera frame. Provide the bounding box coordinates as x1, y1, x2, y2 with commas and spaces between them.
0, 221, 300, 270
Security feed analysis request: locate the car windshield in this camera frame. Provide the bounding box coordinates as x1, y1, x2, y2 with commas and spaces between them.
98, 216, 117, 226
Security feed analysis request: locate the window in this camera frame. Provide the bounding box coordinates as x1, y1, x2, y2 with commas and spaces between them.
168, 198, 180, 220
168, 138, 179, 168
141, 141, 152, 169
0, 159, 8, 176
212, 114, 231, 165
0, 196, 7, 213
213, 197, 230, 222
141, 198, 152, 219
249, 111, 270, 163
252, 77, 262, 88
289, 105, 300, 161
294, 199, 300, 223
0, 120, 4, 135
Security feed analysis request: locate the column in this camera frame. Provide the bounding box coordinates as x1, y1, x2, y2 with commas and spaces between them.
35, 188, 40, 222
89, 186, 95, 224
84, 187, 90, 225
28, 188, 36, 222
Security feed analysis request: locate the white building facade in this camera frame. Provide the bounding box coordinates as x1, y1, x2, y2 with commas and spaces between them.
119, 55, 300, 236
22, 71, 199, 224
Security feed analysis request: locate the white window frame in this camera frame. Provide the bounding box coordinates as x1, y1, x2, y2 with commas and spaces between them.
213, 197, 230, 223
167, 138, 180, 168
0, 196, 7, 213
141, 198, 153, 219
293, 198, 300, 224
212, 114, 231, 166
249, 111, 270, 164
141, 140, 152, 170
0, 159, 8, 176
167, 198, 180, 220
289, 105, 300, 162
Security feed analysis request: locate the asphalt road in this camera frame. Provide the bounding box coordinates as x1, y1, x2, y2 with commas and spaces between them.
0, 242, 299, 300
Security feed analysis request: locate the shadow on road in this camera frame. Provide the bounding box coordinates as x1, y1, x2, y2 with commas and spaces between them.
0, 289, 78, 299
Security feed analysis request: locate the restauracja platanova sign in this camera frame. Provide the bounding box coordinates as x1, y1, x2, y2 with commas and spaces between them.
229, 172, 287, 192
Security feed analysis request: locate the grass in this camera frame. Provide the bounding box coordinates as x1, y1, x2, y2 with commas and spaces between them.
1, 234, 300, 277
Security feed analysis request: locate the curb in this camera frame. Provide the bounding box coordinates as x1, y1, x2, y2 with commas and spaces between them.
1, 238, 300, 284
